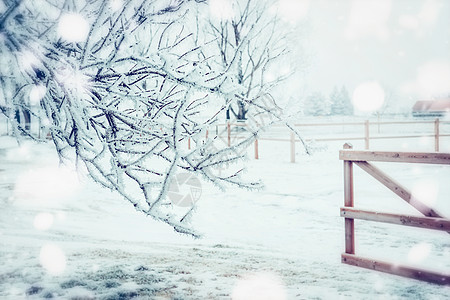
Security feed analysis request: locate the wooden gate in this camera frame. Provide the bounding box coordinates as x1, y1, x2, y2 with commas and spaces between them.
339, 143, 450, 285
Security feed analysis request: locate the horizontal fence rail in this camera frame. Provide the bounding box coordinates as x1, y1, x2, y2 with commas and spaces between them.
209, 118, 450, 162
340, 207, 450, 231
339, 143, 450, 285
5, 116, 448, 163
342, 253, 450, 285
340, 150, 450, 165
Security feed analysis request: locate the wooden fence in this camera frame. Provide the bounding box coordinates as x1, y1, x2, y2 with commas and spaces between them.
210, 119, 450, 162
339, 143, 450, 285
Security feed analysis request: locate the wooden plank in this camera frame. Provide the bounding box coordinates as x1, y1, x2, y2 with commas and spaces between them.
293, 122, 365, 127
310, 137, 365, 142
216, 123, 248, 127
369, 135, 434, 140
223, 135, 444, 143
258, 134, 450, 143
258, 138, 290, 142
344, 163, 354, 209
340, 208, 450, 231
354, 161, 446, 219
342, 253, 450, 285
365, 120, 370, 150
343, 143, 355, 254
344, 218, 355, 255
291, 121, 434, 127
217, 135, 246, 140
340, 150, 450, 164
256, 137, 364, 142
219, 119, 438, 127
373, 120, 434, 125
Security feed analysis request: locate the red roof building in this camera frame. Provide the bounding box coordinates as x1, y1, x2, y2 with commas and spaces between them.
412, 99, 450, 117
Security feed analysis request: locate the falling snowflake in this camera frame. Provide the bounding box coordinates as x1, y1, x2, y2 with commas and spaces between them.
55, 64, 91, 95
276, 0, 310, 24
29, 85, 47, 105
57, 13, 90, 43
411, 179, 439, 207
209, 0, 234, 20
407, 243, 432, 264
232, 272, 287, 300
40, 244, 67, 275
345, 0, 391, 40
109, 0, 123, 12
33, 213, 54, 231
352, 81, 385, 112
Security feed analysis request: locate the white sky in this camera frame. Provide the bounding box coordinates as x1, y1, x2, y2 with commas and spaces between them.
297, 0, 450, 107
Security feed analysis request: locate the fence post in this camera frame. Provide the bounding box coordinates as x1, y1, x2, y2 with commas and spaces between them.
227, 122, 231, 147
343, 143, 355, 254
365, 120, 370, 150
377, 112, 381, 133
254, 139, 259, 159
435, 118, 440, 152
290, 132, 295, 163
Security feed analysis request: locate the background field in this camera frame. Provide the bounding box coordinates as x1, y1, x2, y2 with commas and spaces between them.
0, 118, 449, 299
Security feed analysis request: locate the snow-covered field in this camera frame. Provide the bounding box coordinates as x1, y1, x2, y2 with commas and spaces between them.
1, 122, 449, 299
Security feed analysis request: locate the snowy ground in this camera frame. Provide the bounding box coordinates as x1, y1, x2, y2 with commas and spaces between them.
1, 122, 450, 299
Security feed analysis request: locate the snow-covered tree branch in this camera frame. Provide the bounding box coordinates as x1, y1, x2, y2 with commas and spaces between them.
0, 0, 307, 236
199, 0, 292, 122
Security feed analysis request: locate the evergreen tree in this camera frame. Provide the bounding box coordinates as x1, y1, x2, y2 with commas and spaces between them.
330, 86, 353, 115
304, 92, 328, 116
340, 86, 354, 115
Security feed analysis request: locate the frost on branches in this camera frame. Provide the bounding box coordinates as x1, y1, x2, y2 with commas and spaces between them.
202, 0, 290, 123
0, 0, 305, 236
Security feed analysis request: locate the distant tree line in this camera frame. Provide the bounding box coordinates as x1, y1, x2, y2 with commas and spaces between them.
302, 86, 353, 116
